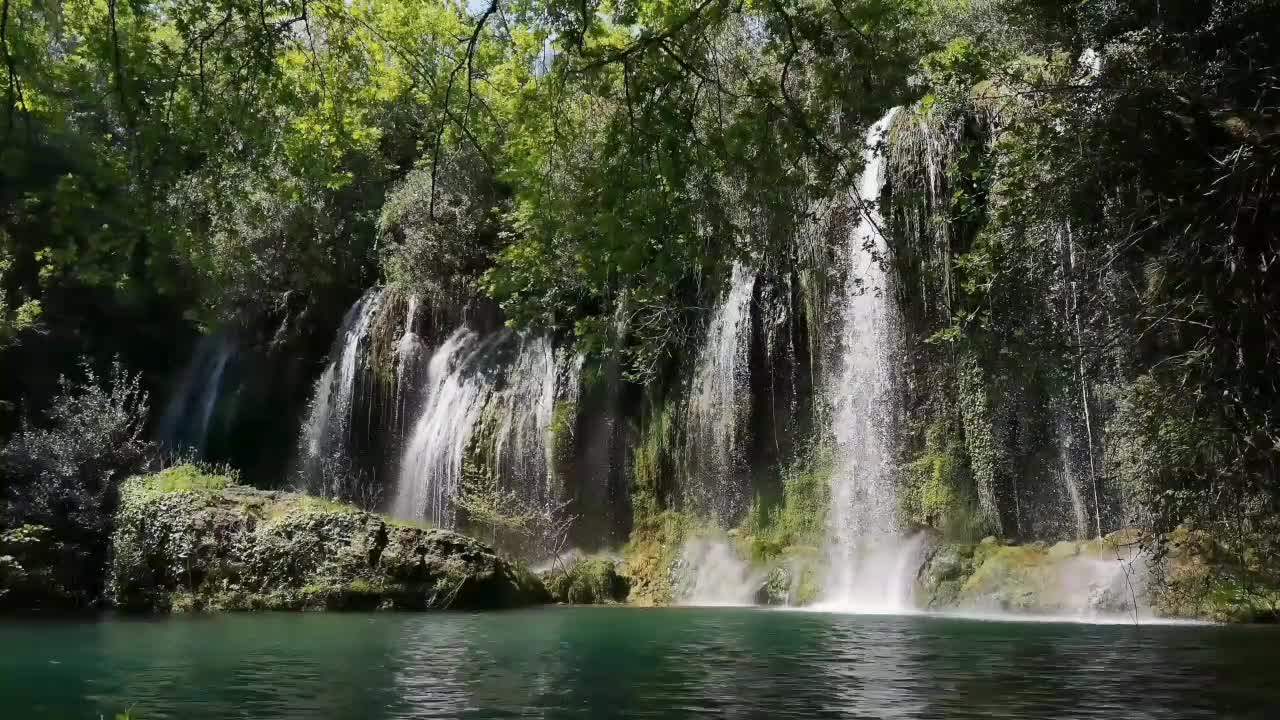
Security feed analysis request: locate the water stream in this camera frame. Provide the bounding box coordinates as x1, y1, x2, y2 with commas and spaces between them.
683, 263, 756, 524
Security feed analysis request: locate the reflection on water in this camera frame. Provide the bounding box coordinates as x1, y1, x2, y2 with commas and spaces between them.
1, 608, 1277, 720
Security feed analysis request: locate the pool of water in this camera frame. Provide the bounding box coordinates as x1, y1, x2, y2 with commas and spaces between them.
2, 607, 1276, 719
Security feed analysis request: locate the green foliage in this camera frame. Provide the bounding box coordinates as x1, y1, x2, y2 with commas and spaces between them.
0, 240, 41, 347
1, 359, 152, 547
544, 558, 630, 604
740, 450, 831, 563
378, 157, 507, 304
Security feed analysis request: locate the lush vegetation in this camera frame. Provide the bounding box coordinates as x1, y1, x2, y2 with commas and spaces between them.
2, 0, 1278, 615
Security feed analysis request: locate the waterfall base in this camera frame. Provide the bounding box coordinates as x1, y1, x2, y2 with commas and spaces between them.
815, 533, 929, 615
673, 537, 764, 607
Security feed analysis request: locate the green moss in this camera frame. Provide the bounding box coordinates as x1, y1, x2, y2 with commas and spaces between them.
109, 473, 548, 613
1154, 527, 1280, 623
289, 495, 361, 516
549, 400, 578, 468
793, 565, 822, 605
630, 399, 678, 523
899, 421, 986, 541
623, 510, 694, 605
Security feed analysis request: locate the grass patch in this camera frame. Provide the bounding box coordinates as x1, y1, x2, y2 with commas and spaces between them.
137, 464, 236, 493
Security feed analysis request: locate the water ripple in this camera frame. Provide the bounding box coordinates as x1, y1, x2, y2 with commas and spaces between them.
2, 608, 1276, 720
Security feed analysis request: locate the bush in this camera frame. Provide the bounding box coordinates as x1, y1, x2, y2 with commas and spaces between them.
544, 558, 630, 604
0, 358, 153, 606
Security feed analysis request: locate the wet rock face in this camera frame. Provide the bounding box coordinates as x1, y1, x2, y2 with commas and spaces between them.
108, 472, 547, 612
758, 567, 791, 606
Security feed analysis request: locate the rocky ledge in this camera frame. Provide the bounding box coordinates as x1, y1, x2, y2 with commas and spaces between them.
107, 466, 548, 612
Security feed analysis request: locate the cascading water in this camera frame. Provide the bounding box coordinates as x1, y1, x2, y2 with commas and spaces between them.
159, 333, 237, 457
393, 329, 500, 527
1056, 418, 1090, 541
821, 109, 920, 613
300, 288, 385, 496
393, 295, 429, 431
684, 263, 756, 523
393, 327, 577, 532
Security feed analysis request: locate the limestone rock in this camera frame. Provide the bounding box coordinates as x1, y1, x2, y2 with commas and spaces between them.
108, 471, 547, 612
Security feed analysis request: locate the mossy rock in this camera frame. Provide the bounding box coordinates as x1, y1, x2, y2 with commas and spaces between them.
108, 465, 548, 613
1151, 527, 1280, 623
542, 558, 630, 604
623, 511, 695, 605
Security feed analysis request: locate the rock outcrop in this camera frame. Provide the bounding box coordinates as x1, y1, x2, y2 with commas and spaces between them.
108, 466, 548, 612
914, 536, 1146, 617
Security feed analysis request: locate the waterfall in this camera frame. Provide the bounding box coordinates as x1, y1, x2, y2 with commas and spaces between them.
1056, 418, 1090, 541
674, 537, 763, 606
393, 329, 498, 527
822, 109, 917, 612
684, 263, 756, 523
159, 333, 237, 457
394, 295, 429, 431
393, 327, 576, 532
300, 288, 385, 495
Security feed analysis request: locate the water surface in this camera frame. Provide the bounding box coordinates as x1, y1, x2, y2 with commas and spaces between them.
2, 607, 1275, 719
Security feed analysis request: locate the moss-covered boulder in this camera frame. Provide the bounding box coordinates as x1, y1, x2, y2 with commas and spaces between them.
915, 536, 1144, 615
542, 558, 630, 604
915, 528, 1280, 622
108, 466, 548, 612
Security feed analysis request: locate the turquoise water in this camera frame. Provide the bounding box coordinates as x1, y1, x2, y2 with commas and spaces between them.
2, 607, 1276, 719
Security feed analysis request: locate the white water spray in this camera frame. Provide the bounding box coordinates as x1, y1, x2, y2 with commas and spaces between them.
675, 537, 763, 607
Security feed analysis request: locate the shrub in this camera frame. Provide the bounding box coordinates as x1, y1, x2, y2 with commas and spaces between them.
0, 358, 153, 606
1, 359, 152, 537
